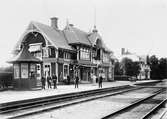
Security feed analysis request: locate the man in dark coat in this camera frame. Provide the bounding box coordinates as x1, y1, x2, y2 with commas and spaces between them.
47, 75, 52, 89
52, 74, 57, 89
75, 75, 79, 88
99, 75, 103, 88
41, 76, 46, 89
67, 75, 70, 85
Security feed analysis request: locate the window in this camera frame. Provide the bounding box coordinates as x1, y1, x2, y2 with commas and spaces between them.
34, 52, 42, 59
14, 64, 20, 79
29, 44, 42, 59
96, 49, 101, 60
64, 65, 68, 78
21, 63, 28, 78
63, 52, 71, 59
29, 45, 41, 52
92, 50, 96, 59
58, 50, 64, 58
80, 47, 90, 60
49, 47, 56, 58
103, 53, 109, 63
30, 64, 36, 78
42, 47, 48, 57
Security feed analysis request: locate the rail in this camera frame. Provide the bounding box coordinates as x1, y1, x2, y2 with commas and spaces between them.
102, 89, 165, 119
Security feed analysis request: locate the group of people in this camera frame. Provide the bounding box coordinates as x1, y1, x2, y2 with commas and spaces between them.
41, 74, 80, 89
41, 74, 58, 89
41, 73, 103, 89
92, 74, 103, 88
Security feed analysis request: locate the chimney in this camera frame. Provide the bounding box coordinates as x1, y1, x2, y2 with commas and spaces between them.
50, 17, 58, 29
121, 48, 125, 55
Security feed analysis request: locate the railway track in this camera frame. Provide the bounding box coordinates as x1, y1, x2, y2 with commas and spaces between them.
102, 88, 166, 119
141, 98, 167, 119
159, 109, 167, 119
0, 85, 141, 119
142, 98, 167, 119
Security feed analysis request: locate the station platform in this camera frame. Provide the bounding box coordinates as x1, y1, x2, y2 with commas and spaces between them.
0, 80, 159, 105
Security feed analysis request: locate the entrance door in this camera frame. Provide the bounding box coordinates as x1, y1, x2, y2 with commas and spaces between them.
69, 64, 74, 80
80, 67, 90, 81
58, 63, 63, 82
36, 64, 41, 80
82, 69, 87, 81
51, 62, 56, 76
44, 64, 50, 78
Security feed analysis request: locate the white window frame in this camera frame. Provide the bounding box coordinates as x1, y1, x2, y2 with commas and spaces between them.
14, 64, 20, 79
21, 63, 29, 79
63, 64, 69, 78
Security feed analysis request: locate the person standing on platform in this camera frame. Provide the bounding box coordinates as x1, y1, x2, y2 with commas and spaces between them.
47, 74, 52, 89
67, 75, 70, 85
96, 77, 98, 83
75, 75, 79, 88
99, 75, 103, 88
41, 76, 46, 90
93, 74, 96, 85
52, 74, 57, 89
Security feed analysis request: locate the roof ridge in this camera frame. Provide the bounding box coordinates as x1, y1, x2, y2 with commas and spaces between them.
62, 30, 70, 44
70, 26, 92, 45
68, 26, 81, 43
31, 21, 59, 49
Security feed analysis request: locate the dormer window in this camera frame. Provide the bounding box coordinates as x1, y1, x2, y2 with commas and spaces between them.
49, 47, 56, 58
93, 38, 103, 60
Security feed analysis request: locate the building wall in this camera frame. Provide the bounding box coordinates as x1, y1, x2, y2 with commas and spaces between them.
137, 63, 150, 80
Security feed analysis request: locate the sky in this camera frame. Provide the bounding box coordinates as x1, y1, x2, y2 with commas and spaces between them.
0, 0, 167, 66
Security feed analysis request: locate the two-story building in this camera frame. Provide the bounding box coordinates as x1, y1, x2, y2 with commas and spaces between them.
13, 17, 114, 83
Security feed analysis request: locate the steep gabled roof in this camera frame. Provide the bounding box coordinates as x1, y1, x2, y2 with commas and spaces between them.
63, 25, 91, 46
13, 21, 72, 53
32, 21, 72, 50
88, 32, 112, 53
13, 20, 113, 54
9, 44, 42, 63
88, 32, 102, 45
63, 24, 112, 53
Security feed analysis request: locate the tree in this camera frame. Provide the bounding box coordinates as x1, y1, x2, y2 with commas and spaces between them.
132, 61, 141, 77
159, 58, 167, 79
148, 55, 167, 79
121, 58, 140, 77
149, 55, 159, 79
114, 61, 123, 75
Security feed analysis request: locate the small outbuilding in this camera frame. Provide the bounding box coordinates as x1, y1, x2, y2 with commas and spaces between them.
8, 41, 42, 90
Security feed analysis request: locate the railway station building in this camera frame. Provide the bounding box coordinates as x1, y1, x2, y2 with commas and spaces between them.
13, 17, 114, 84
